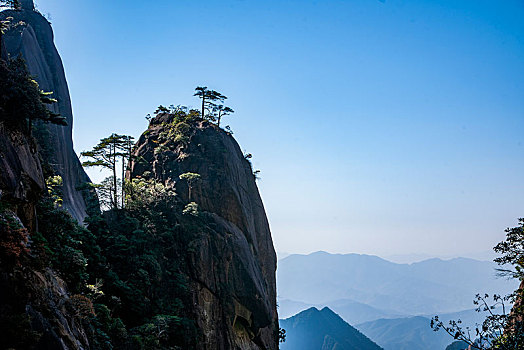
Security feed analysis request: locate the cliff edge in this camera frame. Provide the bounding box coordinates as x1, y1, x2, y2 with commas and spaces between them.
0, 4, 90, 222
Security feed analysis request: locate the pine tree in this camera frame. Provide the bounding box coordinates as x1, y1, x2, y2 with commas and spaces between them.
194, 86, 227, 120
0, 56, 66, 131
179, 172, 201, 202
81, 134, 128, 209
212, 104, 234, 127
117, 135, 135, 208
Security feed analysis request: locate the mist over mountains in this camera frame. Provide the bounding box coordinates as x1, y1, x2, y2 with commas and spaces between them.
356, 316, 452, 350
277, 251, 517, 318
277, 251, 518, 349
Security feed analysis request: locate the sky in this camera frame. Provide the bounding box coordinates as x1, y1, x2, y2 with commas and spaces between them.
32, 0, 524, 260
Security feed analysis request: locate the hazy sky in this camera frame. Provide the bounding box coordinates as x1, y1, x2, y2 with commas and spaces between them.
33, 0, 524, 258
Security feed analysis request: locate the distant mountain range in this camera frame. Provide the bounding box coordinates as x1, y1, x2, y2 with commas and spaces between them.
277, 251, 517, 316
382, 250, 497, 264
277, 251, 517, 349
280, 307, 383, 350
352, 307, 500, 350
355, 316, 454, 350
279, 307, 473, 350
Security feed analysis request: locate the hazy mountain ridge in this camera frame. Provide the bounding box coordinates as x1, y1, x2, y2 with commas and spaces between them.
355, 316, 452, 350
277, 251, 517, 316
277, 251, 516, 349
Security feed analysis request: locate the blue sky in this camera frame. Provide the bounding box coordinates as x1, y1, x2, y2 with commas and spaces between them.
34, 0, 524, 259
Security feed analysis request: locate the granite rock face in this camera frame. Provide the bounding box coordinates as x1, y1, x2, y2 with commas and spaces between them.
0, 121, 89, 350
0, 122, 44, 231
131, 114, 279, 349
0, 5, 89, 223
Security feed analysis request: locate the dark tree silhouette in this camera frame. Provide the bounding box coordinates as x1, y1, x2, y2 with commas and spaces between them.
194, 86, 227, 120
118, 135, 135, 208
81, 134, 130, 209
494, 218, 524, 280
0, 56, 66, 131
155, 105, 169, 114
431, 219, 524, 349
212, 104, 234, 127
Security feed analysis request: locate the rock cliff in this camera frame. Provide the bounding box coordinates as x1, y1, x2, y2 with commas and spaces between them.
0, 3, 89, 222
0, 120, 43, 231
130, 113, 279, 349
0, 118, 90, 349
1, 4, 279, 348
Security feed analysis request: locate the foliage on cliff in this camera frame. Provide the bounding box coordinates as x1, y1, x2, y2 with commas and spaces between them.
0, 56, 66, 129
432, 219, 524, 349
34, 107, 234, 347
34, 182, 203, 349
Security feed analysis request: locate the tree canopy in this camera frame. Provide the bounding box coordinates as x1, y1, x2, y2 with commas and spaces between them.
81, 133, 134, 210
212, 104, 234, 127
193, 86, 227, 120
431, 219, 524, 349
179, 172, 201, 202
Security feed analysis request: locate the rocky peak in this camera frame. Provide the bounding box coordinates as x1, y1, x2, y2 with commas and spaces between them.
130, 113, 279, 349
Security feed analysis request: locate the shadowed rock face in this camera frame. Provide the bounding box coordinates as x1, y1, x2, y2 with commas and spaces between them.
0, 122, 44, 231
0, 7, 89, 223
0, 121, 90, 350
130, 115, 279, 349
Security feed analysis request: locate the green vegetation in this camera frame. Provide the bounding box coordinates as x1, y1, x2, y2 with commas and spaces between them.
46, 175, 64, 207
193, 86, 226, 120
179, 172, 201, 202
81, 134, 134, 210
494, 219, 524, 280
431, 219, 524, 349
0, 56, 66, 131
212, 104, 234, 127
279, 327, 287, 343
61, 94, 245, 348
193, 86, 235, 127
182, 202, 199, 216
24, 182, 200, 349
154, 106, 199, 147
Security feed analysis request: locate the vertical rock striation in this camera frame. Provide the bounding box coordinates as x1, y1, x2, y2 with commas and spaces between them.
0, 3, 89, 222
130, 114, 279, 349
